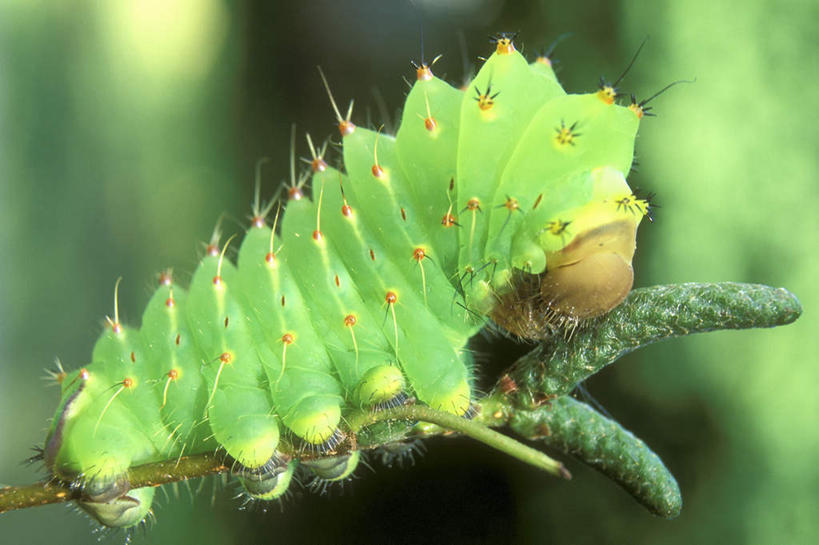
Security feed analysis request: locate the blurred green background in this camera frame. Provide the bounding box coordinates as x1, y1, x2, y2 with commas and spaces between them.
1, 1, 816, 543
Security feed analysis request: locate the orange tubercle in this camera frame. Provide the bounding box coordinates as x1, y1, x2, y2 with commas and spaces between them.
311, 157, 328, 172
338, 120, 355, 137
416, 64, 433, 81
288, 186, 304, 201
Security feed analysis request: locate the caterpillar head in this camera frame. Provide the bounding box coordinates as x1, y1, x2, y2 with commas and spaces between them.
491, 220, 638, 338
491, 167, 651, 338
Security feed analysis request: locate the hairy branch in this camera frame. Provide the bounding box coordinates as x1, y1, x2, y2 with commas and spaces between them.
501, 282, 801, 405
0, 403, 567, 514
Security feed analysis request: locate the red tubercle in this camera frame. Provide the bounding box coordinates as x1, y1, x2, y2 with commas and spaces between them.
424, 116, 437, 131
312, 230, 323, 242
122, 377, 134, 388
110, 322, 122, 335
281, 333, 294, 345
441, 212, 457, 228
343, 314, 357, 327
265, 252, 277, 266
385, 291, 398, 305
212, 275, 223, 287
79, 368, 90, 380
165, 297, 175, 308
205, 244, 220, 257
341, 203, 353, 217
219, 352, 233, 364
251, 216, 266, 229
412, 247, 426, 262
466, 198, 481, 212
371, 164, 385, 178
167, 368, 179, 381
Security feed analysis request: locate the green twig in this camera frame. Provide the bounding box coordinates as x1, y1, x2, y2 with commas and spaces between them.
509, 396, 681, 518
355, 404, 571, 479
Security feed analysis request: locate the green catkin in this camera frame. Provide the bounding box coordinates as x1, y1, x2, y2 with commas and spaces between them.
43, 36, 652, 528
509, 396, 682, 519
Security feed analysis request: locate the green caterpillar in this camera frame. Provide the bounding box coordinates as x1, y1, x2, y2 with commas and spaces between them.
42, 34, 651, 529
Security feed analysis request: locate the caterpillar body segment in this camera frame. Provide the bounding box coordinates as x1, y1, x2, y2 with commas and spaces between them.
43, 36, 652, 529
395, 75, 463, 274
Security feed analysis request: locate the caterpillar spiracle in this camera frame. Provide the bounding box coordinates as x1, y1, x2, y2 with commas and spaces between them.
41, 33, 653, 529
